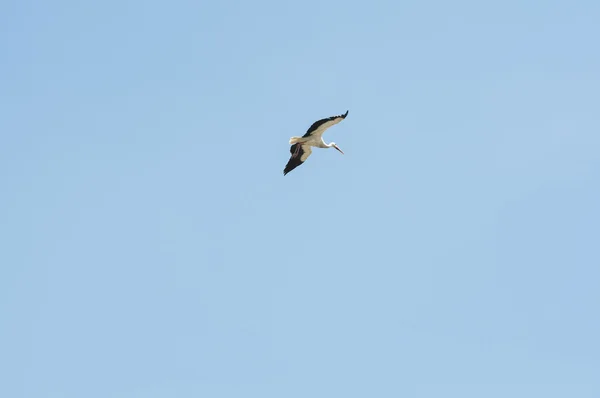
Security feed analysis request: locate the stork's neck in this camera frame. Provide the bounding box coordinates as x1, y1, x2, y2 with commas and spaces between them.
316, 139, 331, 148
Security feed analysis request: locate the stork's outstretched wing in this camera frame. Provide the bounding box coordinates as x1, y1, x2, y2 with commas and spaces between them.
283, 143, 312, 176
302, 110, 349, 139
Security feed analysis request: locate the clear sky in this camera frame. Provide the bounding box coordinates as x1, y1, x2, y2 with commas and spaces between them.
1, 0, 599, 397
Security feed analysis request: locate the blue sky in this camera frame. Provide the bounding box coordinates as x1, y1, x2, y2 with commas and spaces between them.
1, 0, 599, 396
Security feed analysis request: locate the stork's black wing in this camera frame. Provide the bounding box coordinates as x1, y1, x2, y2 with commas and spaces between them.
302, 110, 349, 138
283, 143, 312, 176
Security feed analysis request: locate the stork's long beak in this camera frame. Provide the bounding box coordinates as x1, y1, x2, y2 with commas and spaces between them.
334, 144, 344, 154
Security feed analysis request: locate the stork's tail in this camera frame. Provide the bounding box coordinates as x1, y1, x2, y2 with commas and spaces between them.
289, 136, 305, 145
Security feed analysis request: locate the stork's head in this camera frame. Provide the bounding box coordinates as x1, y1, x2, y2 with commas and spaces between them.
331, 142, 344, 154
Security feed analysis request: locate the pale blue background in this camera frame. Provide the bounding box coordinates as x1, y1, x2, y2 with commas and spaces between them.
1, 0, 599, 397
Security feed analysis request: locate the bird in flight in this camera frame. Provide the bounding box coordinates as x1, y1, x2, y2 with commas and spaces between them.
283, 110, 349, 176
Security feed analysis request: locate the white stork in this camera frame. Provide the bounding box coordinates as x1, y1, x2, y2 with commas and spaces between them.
283, 110, 349, 176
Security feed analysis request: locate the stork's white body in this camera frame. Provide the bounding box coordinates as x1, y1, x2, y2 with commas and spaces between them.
303, 136, 336, 148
